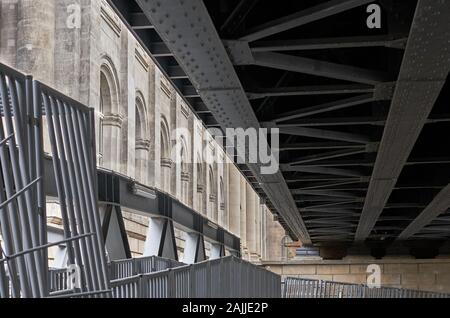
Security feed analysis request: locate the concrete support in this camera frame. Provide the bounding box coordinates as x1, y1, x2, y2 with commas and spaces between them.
240, 176, 247, 258
143, 217, 178, 261
228, 165, 241, 236
246, 184, 257, 260
210, 243, 225, 260
183, 232, 206, 264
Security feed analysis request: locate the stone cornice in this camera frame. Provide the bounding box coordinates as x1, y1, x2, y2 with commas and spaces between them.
101, 0, 122, 37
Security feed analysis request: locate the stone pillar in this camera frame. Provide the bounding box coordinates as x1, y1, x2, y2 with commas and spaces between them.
246, 184, 257, 260
102, 114, 123, 172
265, 211, 285, 261
239, 176, 247, 257
0, 1, 19, 67
161, 158, 173, 193
255, 197, 262, 260
135, 139, 150, 183
17, 0, 55, 83
54, 0, 82, 100
228, 165, 241, 236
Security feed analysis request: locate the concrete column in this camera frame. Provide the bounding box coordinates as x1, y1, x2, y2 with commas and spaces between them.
246, 184, 257, 260
239, 176, 247, 257
17, 0, 55, 83
228, 165, 241, 236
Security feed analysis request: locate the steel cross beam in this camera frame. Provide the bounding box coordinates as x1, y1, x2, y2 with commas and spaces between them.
397, 184, 450, 240
251, 34, 409, 52
135, 0, 311, 243
354, 0, 450, 241
239, 0, 374, 42
253, 52, 386, 85
274, 94, 375, 122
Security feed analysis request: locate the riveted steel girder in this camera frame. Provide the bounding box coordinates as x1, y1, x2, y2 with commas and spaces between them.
135, 0, 311, 243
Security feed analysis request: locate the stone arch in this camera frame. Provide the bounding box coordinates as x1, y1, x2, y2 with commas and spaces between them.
99, 57, 121, 170
219, 177, 226, 226
196, 153, 205, 215
179, 136, 190, 205
208, 166, 217, 222
160, 116, 172, 192
135, 92, 149, 183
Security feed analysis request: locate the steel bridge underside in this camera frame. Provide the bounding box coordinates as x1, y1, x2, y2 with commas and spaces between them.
107, 0, 450, 254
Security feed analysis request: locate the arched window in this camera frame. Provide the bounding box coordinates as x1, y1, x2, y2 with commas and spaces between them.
135, 94, 149, 183
99, 60, 121, 171
196, 161, 204, 215
160, 117, 172, 192
208, 166, 217, 222
219, 178, 226, 226
179, 138, 190, 205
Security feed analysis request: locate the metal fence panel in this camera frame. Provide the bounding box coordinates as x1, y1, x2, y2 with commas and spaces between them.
283, 277, 450, 299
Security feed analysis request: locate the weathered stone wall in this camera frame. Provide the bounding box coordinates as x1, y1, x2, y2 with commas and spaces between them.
0, 0, 280, 262
264, 257, 450, 293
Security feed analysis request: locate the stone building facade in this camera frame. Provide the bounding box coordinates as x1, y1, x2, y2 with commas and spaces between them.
0, 0, 287, 263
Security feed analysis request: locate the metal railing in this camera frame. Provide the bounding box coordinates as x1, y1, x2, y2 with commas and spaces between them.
283, 277, 450, 298
110, 256, 281, 298
48, 255, 184, 292
109, 256, 185, 280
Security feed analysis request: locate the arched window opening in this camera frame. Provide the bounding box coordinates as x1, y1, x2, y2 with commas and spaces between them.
135, 95, 149, 183
180, 142, 190, 205
160, 117, 172, 193
219, 178, 226, 226
99, 61, 121, 171
196, 161, 204, 215
208, 167, 217, 222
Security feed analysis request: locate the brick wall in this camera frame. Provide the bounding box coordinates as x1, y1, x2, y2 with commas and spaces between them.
263, 257, 450, 293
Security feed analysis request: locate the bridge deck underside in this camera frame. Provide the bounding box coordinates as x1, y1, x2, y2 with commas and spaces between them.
108, 0, 450, 250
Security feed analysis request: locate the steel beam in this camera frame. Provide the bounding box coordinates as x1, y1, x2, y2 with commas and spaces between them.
355, 0, 450, 241
220, 0, 260, 36
253, 52, 386, 85
282, 166, 364, 177
240, 0, 373, 42
398, 184, 450, 240
287, 149, 368, 165
247, 84, 374, 99
273, 117, 386, 127
135, 0, 311, 243
279, 127, 370, 144
251, 34, 408, 52
280, 142, 367, 151
274, 94, 375, 122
